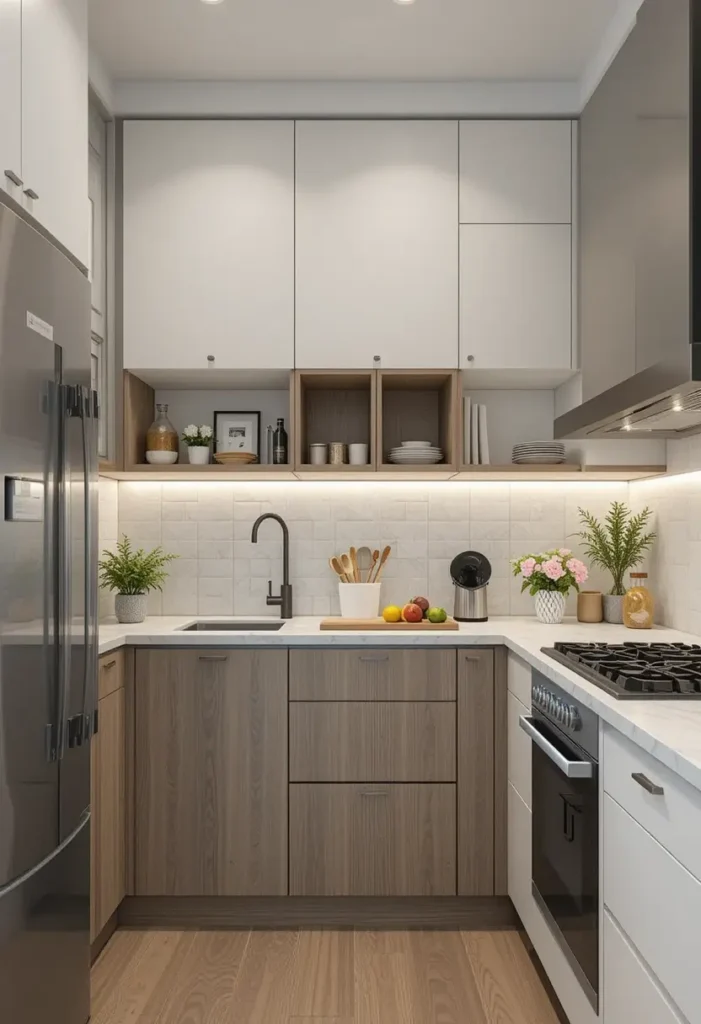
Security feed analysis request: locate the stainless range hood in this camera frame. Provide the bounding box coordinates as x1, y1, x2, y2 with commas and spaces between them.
556, 0, 701, 440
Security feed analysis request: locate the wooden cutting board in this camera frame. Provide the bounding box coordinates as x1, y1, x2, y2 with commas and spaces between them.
319, 617, 459, 631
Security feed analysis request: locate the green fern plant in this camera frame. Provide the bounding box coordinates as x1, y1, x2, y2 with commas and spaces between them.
576, 502, 656, 596
98, 535, 178, 595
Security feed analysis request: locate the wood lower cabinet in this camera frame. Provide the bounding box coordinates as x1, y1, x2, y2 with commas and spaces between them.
289, 647, 456, 701
91, 656, 126, 941
290, 783, 456, 896
134, 649, 288, 896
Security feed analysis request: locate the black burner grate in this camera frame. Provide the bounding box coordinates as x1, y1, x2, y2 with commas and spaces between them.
543, 642, 701, 699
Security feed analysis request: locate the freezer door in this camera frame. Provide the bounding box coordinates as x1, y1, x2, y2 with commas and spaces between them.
0, 810, 90, 1024
0, 207, 62, 888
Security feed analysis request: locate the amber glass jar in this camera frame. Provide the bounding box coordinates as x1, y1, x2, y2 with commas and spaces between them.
146, 404, 178, 454
623, 572, 654, 629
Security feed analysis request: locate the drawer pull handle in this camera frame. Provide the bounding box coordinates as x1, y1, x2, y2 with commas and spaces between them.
198, 655, 229, 662
360, 790, 388, 798
632, 772, 664, 796
359, 655, 389, 663
102, 659, 117, 670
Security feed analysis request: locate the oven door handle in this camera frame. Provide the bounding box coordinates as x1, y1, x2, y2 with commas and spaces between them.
519, 716, 594, 779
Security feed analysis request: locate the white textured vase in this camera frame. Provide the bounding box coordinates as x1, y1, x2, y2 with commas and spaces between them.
188, 446, 210, 465
534, 590, 566, 625
115, 593, 147, 624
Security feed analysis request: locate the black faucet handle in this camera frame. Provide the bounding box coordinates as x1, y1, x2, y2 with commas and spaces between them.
266, 580, 282, 606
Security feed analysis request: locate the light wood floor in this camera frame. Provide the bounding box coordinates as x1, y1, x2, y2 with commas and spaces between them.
91, 928, 562, 1024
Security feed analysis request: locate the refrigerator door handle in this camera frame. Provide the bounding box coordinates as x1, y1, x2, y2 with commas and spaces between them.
56, 384, 75, 760
79, 387, 99, 741
44, 379, 60, 762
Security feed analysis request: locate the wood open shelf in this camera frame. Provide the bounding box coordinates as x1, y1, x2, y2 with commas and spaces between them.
294, 371, 377, 471
377, 370, 459, 471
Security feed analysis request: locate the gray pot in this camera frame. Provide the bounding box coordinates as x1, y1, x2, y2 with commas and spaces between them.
603, 594, 624, 624
115, 593, 147, 624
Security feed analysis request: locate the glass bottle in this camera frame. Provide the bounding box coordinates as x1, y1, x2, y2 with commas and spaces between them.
145, 403, 178, 458
273, 417, 288, 465
623, 572, 654, 629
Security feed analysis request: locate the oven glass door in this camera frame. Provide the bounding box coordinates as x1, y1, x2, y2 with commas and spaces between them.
530, 712, 599, 1008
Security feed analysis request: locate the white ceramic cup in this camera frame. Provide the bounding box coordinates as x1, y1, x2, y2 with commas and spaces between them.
338, 582, 381, 618
349, 443, 369, 466
309, 444, 328, 465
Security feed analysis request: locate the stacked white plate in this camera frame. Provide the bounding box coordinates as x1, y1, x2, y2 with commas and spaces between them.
389, 441, 444, 465
512, 441, 566, 465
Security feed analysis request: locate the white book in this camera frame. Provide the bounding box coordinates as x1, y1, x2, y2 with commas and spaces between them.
470, 403, 480, 466
463, 396, 472, 465
478, 404, 490, 465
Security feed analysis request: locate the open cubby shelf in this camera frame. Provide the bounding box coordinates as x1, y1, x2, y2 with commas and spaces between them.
378, 370, 459, 470
294, 371, 377, 470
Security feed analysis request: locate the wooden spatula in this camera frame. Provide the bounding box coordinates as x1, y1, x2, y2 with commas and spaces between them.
367, 548, 380, 583
349, 546, 360, 583
330, 556, 348, 582
372, 545, 392, 583
341, 553, 355, 582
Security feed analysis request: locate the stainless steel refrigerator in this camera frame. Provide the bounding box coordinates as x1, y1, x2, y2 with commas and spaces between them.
0, 196, 97, 1024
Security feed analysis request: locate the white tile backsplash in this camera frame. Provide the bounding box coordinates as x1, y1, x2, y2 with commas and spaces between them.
102, 479, 633, 620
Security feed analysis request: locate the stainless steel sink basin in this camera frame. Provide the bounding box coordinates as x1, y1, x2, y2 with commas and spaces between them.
179, 621, 285, 632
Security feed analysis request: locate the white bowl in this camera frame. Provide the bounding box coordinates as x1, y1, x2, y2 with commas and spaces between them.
145, 450, 178, 465
401, 441, 432, 449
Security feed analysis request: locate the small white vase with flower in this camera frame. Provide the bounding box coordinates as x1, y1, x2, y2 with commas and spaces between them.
511, 549, 589, 625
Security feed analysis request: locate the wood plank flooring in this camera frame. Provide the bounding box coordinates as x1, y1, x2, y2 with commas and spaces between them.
92, 928, 561, 1024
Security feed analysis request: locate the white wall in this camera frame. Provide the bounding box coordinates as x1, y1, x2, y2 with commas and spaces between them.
99, 479, 628, 620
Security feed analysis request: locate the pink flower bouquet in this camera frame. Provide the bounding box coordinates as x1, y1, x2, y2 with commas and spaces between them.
511, 549, 589, 596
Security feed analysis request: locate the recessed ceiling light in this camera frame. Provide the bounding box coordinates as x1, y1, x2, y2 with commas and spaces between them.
393, 0, 417, 5
200, 0, 225, 5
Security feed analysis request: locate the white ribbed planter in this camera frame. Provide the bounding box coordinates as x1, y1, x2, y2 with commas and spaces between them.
115, 594, 147, 623
534, 590, 566, 625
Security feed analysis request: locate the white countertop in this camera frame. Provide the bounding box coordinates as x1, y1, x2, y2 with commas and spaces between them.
99, 614, 701, 794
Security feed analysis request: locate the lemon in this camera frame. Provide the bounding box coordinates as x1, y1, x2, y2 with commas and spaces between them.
382, 605, 402, 623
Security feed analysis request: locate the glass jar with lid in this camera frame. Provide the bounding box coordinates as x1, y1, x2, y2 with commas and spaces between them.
623, 572, 654, 629
145, 403, 179, 465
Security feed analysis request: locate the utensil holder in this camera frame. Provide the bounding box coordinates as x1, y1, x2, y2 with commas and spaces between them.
338, 582, 382, 618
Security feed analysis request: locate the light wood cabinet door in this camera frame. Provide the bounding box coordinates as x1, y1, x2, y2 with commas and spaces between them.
459, 120, 572, 224
91, 685, 126, 941
0, 0, 22, 201
295, 120, 459, 369
21, 0, 89, 266
457, 649, 495, 896
134, 649, 288, 896
290, 702, 456, 782
290, 783, 456, 896
459, 223, 572, 372
123, 120, 294, 371
289, 648, 456, 701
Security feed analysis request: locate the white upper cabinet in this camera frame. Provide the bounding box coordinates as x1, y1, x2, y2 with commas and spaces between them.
0, 0, 22, 201
460, 224, 572, 372
21, 0, 89, 267
123, 120, 294, 372
459, 121, 572, 224
295, 121, 459, 369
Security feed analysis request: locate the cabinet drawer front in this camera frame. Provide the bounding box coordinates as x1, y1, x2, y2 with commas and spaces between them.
604, 794, 701, 1024
603, 726, 701, 881
289, 648, 456, 701
604, 911, 685, 1024
507, 692, 531, 808
290, 702, 456, 782
290, 784, 456, 896
507, 651, 531, 707
98, 649, 125, 700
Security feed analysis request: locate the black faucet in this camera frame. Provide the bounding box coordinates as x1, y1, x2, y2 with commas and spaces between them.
251, 513, 293, 619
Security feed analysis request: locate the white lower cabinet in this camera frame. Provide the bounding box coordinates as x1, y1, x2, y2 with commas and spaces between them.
604, 911, 686, 1024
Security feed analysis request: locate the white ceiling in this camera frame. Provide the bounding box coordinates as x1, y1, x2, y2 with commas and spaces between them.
89, 0, 618, 83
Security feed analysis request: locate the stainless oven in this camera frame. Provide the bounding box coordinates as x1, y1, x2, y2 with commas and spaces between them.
519, 672, 599, 1011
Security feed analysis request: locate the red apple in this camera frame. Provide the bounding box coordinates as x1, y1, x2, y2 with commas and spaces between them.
412, 595, 430, 618
402, 602, 423, 623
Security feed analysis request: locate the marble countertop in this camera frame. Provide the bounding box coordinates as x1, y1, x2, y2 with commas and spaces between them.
99, 614, 701, 794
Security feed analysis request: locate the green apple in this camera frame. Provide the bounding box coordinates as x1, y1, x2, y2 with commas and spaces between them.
427, 607, 447, 623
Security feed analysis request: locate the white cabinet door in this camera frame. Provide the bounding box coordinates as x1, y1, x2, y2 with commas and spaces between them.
460, 224, 572, 371
603, 912, 685, 1024
459, 121, 572, 224
123, 121, 294, 371
21, 0, 89, 266
295, 121, 459, 369
0, 0, 22, 200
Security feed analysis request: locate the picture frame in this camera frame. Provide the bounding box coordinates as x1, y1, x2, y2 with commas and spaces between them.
213, 411, 261, 456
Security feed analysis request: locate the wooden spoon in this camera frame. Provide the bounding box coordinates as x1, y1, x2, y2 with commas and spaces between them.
330, 556, 348, 583
367, 548, 380, 583
356, 546, 373, 583
341, 553, 355, 582
349, 546, 360, 583
372, 545, 392, 583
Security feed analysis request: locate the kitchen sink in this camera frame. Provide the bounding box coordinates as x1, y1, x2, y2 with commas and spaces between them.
179, 621, 285, 632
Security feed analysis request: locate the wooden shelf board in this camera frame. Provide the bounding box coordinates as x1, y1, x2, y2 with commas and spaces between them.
454, 464, 667, 482
100, 464, 296, 481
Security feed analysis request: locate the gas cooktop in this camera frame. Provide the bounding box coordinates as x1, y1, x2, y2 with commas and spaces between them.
542, 642, 701, 699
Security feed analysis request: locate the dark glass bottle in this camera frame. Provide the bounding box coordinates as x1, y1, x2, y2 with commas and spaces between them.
273, 417, 288, 465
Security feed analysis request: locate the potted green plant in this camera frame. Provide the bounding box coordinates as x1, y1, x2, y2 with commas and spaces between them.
99, 535, 178, 623
576, 502, 656, 623
182, 423, 213, 465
